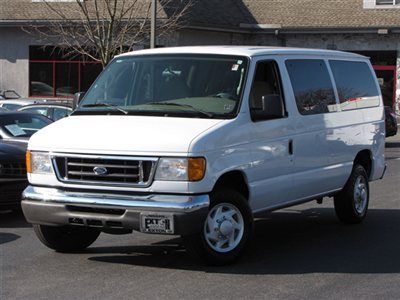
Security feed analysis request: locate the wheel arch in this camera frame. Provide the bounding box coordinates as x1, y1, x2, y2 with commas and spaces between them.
212, 170, 250, 200
354, 149, 373, 180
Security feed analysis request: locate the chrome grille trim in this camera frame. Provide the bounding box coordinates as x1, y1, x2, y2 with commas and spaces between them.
67, 162, 139, 169
51, 153, 158, 188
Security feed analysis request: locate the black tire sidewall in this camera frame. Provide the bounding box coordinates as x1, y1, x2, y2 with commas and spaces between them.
334, 164, 369, 223
34, 224, 100, 252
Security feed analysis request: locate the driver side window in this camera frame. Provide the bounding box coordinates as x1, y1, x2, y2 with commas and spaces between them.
250, 60, 286, 121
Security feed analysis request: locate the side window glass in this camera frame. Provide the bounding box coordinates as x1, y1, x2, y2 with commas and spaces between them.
286, 60, 337, 115
329, 60, 380, 110
3, 104, 22, 110
23, 107, 48, 116
249, 60, 286, 121
53, 107, 71, 121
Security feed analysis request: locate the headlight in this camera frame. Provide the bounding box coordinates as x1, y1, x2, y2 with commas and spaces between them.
26, 151, 54, 174
155, 157, 206, 182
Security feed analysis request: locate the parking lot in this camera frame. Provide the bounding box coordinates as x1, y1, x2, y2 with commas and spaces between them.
1, 136, 399, 299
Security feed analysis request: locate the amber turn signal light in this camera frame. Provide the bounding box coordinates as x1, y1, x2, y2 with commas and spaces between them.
26, 150, 32, 173
188, 157, 206, 181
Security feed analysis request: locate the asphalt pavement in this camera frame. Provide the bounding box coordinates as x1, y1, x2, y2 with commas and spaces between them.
1, 135, 400, 299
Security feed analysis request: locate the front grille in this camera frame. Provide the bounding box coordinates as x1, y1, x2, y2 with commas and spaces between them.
66, 205, 125, 215
53, 154, 157, 187
0, 161, 26, 178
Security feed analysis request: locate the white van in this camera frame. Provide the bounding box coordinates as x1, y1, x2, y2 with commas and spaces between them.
22, 47, 386, 264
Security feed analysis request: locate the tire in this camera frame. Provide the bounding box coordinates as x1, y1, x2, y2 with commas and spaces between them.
183, 189, 253, 265
33, 224, 100, 252
334, 164, 369, 224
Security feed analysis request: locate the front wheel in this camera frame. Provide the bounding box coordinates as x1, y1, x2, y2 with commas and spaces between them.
183, 189, 253, 265
33, 224, 100, 252
334, 164, 369, 224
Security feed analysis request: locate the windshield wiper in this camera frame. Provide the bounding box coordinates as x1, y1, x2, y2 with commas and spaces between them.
81, 103, 128, 115
146, 101, 213, 118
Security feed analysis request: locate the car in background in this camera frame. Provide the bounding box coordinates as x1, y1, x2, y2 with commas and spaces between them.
385, 106, 398, 137
30, 81, 54, 97
0, 99, 44, 111
0, 141, 27, 211
31, 81, 75, 98
0, 112, 52, 210
0, 112, 53, 143
18, 103, 73, 121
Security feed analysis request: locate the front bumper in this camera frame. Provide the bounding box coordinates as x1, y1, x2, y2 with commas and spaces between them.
22, 186, 210, 235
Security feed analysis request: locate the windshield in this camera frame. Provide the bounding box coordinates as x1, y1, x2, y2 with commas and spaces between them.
0, 114, 52, 137
76, 54, 249, 118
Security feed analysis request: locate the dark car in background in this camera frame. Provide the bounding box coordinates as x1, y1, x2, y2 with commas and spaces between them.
385, 106, 398, 137
0, 112, 53, 142
0, 112, 52, 210
0, 141, 27, 210
18, 103, 73, 121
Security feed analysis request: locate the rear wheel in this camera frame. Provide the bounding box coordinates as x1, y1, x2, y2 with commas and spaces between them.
33, 224, 100, 252
183, 189, 253, 265
334, 164, 369, 224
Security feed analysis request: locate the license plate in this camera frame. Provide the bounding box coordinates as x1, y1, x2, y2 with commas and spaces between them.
140, 213, 174, 234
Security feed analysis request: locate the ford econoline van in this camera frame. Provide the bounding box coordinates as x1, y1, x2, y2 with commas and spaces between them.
22, 47, 386, 264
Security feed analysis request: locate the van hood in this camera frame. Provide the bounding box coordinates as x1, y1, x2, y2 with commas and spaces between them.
28, 115, 225, 155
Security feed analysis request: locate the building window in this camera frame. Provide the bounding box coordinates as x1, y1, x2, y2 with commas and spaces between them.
29, 46, 102, 98
376, 0, 400, 5
364, 0, 400, 8
350, 51, 397, 66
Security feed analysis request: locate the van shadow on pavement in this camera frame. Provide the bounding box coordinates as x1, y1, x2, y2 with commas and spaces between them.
0, 232, 20, 245
88, 207, 400, 274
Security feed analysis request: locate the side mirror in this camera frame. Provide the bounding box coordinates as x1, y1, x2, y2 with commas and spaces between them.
73, 92, 85, 109
251, 94, 285, 121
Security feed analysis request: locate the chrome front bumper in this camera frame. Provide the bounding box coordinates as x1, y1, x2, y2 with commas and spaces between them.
22, 186, 210, 235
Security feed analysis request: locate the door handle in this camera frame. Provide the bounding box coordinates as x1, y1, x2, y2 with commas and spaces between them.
288, 139, 294, 155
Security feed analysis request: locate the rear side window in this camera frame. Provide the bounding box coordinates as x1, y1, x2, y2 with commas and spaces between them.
2, 103, 22, 110
286, 60, 337, 115
329, 60, 380, 110
53, 107, 71, 121
21, 107, 48, 116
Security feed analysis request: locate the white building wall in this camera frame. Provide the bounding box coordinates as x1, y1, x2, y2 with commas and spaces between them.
0, 27, 33, 97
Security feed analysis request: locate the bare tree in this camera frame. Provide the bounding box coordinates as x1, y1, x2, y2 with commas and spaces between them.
25, 0, 191, 67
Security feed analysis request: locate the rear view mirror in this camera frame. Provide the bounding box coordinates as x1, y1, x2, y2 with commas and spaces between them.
251, 94, 285, 121
73, 92, 85, 109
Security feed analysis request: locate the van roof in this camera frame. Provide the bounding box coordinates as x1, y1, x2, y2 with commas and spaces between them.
117, 46, 367, 59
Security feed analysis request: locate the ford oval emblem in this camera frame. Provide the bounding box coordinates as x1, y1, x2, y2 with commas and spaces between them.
93, 166, 108, 175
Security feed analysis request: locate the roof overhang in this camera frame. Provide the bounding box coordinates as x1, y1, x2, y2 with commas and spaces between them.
184, 24, 400, 35
2, 20, 400, 35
